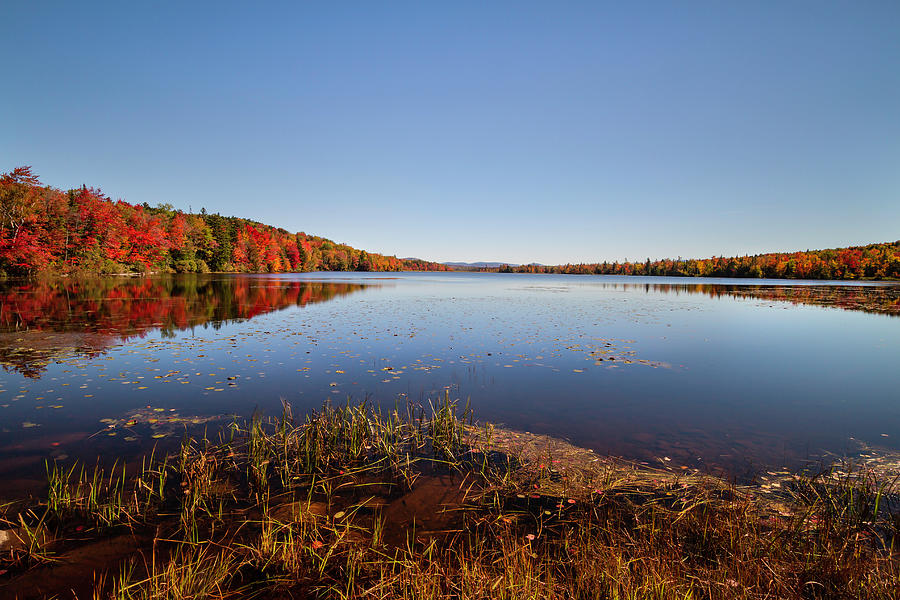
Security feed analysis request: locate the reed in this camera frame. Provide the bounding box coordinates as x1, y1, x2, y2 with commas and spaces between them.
2, 398, 897, 599
109, 544, 242, 600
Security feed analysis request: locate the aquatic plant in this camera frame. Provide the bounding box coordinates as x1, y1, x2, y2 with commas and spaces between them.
1, 399, 898, 599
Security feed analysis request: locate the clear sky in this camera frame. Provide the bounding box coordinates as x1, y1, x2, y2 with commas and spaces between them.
3, 1, 898, 264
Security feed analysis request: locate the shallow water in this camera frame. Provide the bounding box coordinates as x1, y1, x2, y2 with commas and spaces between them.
1, 272, 898, 480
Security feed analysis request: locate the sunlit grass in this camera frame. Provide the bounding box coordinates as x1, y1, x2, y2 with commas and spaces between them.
1, 396, 898, 599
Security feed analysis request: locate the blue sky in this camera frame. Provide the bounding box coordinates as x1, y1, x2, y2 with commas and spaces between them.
3, 1, 898, 264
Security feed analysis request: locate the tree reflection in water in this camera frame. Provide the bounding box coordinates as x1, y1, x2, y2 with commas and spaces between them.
0, 275, 372, 378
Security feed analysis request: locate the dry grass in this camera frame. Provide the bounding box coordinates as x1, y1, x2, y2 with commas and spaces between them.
1, 396, 898, 599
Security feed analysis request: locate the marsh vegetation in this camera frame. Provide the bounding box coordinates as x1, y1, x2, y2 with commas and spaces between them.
2, 398, 898, 599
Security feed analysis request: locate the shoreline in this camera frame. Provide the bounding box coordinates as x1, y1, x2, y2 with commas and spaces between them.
7, 269, 900, 282
2, 401, 898, 598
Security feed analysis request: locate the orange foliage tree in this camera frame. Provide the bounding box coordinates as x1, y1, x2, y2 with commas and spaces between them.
0, 167, 450, 276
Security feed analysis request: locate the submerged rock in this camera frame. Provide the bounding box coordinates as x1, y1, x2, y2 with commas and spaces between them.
0, 528, 23, 552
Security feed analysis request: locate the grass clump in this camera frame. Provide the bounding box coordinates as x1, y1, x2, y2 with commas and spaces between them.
107, 545, 241, 600
0, 395, 898, 599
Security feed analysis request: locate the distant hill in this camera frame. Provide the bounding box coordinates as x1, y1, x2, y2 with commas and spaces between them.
0, 166, 450, 276
444, 261, 525, 269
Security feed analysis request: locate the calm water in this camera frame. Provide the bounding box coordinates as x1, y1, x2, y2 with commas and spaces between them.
1, 273, 899, 481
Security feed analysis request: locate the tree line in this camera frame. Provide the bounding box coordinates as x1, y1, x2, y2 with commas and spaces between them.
497, 243, 900, 280
5, 166, 897, 280
0, 167, 449, 276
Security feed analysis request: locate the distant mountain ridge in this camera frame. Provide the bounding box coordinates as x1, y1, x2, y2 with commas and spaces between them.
443, 261, 520, 269
441, 261, 547, 268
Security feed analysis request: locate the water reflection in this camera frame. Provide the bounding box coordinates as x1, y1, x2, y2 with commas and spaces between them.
709, 284, 900, 315
0, 276, 373, 378
599, 281, 900, 316
0, 273, 896, 483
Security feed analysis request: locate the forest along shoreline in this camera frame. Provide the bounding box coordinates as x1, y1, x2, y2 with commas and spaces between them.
2, 167, 899, 280
1, 398, 898, 599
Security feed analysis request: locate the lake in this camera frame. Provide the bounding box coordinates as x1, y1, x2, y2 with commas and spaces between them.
1, 272, 898, 485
